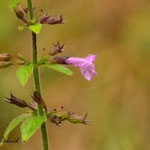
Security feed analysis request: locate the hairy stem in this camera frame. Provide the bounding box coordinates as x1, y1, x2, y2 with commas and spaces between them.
27, 0, 49, 150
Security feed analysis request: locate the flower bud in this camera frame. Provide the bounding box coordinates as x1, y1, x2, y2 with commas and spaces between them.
31, 92, 47, 112
39, 12, 51, 24
14, 3, 24, 20
0, 62, 12, 68
52, 56, 69, 64
0, 53, 12, 61
47, 15, 64, 25
5, 93, 28, 108
49, 42, 64, 56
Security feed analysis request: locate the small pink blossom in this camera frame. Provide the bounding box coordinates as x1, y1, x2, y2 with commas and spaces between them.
65, 54, 97, 81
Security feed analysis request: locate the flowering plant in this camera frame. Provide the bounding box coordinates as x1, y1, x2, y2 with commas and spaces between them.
0, 0, 97, 150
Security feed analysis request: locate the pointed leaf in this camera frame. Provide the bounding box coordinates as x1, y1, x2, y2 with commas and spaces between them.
16, 64, 33, 86
21, 116, 46, 142
0, 114, 31, 147
9, 0, 20, 11
29, 23, 42, 34
45, 64, 73, 76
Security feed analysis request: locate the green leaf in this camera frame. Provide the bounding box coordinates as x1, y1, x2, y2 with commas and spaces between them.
16, 64, 33, 86
9, 0, 20, 11
21, 116, 46, 142
3, 114, 30, 138
29, 23, 42, 34
45, 64, 73, 76
1, 114, 30, 146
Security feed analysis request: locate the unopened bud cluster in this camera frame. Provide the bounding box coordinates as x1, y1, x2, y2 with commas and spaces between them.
48, 107, 91, 126
4, 93, 90, 126
14, 3, 64, 26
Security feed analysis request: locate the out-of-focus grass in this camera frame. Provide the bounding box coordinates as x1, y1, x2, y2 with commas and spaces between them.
0, 0, 150, 149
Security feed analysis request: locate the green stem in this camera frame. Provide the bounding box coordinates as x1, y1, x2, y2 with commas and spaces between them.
27, 0, 49, 150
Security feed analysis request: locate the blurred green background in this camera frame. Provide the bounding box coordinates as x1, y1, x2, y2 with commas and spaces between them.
1, 0, 150, 149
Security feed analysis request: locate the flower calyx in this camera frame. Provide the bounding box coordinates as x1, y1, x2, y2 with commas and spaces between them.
14, 3, 28, 24
5, 93, 28, 108
38, 10, 64, 25
31, 91, 47, 113
49, 41, 64, 56
47, 15, 64, 25
5, 93, 35, 111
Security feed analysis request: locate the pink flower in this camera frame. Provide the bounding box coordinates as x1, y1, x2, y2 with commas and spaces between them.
65, 54, 97, 81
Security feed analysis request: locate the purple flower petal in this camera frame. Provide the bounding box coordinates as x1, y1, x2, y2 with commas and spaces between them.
65, 54, 97, 81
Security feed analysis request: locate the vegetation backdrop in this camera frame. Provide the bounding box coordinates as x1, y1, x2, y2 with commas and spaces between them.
0, 0, 150, 149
